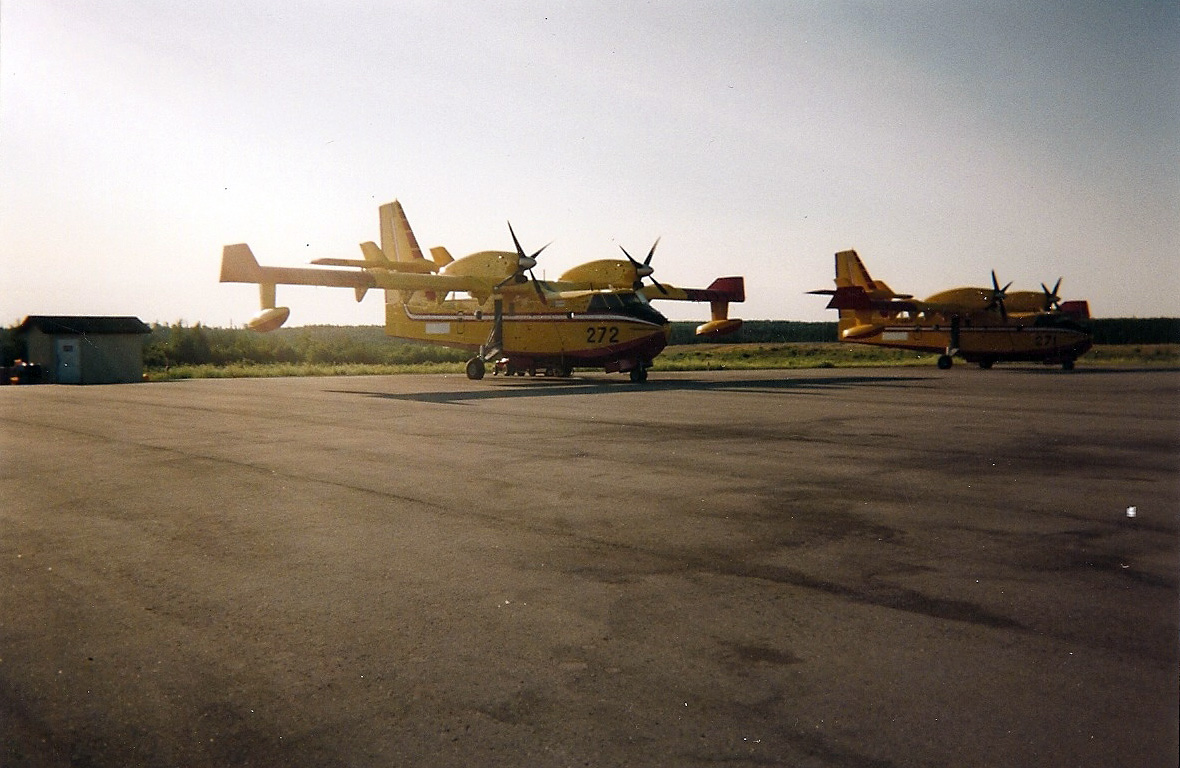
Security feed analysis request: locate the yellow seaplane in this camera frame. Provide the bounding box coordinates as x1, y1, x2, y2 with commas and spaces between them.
810, 250, 1092, 370
220, 200, 744, 381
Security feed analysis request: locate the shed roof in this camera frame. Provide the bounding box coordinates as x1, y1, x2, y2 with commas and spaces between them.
17, 316, 152, 335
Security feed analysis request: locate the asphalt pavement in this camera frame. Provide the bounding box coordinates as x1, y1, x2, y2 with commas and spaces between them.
2, 367, 1178, 767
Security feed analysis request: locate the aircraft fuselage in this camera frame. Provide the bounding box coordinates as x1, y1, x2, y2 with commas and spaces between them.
839, 314, 1092, 367
386, 289, 670, 375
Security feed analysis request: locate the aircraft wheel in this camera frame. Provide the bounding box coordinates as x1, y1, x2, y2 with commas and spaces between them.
937, 355, 953, 370
465, 357, 485, 380
1062, 359, 1075, 371
629, 366, 648, 383
978, 358, 995, 370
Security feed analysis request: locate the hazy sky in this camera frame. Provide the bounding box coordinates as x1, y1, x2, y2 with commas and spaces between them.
2, 1, 1177, 327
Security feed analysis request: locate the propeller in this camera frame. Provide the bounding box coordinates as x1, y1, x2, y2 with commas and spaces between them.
499, 221, 550, 303
620, 238, 667, 294
987, 270, 1012, 321
1041, 278, 1062, 311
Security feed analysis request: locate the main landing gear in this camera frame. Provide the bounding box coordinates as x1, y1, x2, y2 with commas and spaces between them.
465, 357, 486, 380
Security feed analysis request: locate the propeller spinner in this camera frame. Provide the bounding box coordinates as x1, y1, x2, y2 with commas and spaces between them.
620, 238, 668, 294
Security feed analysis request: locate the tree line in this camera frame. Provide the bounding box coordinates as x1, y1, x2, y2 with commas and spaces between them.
2, 318, 1177, 368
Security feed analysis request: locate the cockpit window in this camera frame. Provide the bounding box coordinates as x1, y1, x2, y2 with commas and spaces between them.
1033, 314, 1086, 332
587, 292, 666, 325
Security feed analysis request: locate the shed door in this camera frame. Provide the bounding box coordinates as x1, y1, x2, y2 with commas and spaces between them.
56, 338, 81, 383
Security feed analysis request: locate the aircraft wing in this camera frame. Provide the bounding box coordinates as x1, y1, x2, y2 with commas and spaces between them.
221, 244, 375, 290
642, 277, 745, 336
221, 244, 488, 294
311, 257, 439, 274
641, 276, 745, 305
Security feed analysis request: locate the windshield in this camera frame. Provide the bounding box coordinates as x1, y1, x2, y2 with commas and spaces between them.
586, 292, 667, 326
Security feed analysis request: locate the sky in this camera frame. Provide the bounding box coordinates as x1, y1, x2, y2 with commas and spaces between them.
2, 0, 1177, 328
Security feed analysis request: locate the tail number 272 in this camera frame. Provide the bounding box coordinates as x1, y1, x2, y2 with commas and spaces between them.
587, 326, 619, 344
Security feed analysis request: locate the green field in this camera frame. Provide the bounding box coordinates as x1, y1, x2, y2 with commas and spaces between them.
144, 343, 1179, 381
4, 319, 1174, 381
656, 342, 1180, 370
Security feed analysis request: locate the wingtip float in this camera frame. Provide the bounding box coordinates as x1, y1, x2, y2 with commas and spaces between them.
220, 200, 744, 382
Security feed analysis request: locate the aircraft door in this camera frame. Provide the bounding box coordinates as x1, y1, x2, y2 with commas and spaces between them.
56, 338, 81, 384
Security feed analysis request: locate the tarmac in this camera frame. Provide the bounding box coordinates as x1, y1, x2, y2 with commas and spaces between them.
2, 367, 1178, 768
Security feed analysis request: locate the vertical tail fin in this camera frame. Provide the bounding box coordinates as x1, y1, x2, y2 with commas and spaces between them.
835, 250, 872, 288
379, 200, 426, 263
835, 249, 901, 298
828, 250, 886, 340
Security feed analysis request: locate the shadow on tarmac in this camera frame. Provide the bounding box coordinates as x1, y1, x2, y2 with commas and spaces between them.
1006, 366, 1180, 375
328, 373, 935, 404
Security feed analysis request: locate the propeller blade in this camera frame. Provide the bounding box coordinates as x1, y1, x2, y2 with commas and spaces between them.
643, 237, 661, 266
1041, 278, 1062, 310
529, 270, 547, 304
508, 221, 526, 259
988, 270, 1010, 321
505, 221, 550, 301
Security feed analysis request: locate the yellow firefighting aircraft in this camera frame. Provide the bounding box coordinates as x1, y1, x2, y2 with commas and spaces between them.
810, 250, 1092, 370
220, 200, 744, 381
